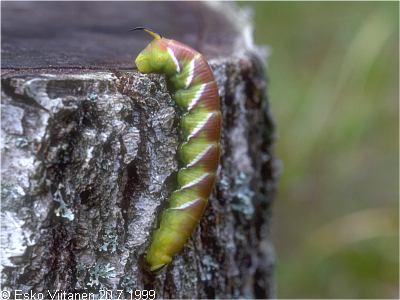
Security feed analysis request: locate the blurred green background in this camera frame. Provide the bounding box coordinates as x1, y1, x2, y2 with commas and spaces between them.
239, 2, 399, 298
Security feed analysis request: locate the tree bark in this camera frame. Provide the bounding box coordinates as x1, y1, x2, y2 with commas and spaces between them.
1, 2, 277, 298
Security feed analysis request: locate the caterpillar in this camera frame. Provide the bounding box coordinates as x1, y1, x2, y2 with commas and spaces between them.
133, 27, 221, 272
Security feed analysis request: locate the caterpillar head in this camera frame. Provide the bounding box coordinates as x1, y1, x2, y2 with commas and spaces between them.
133, 27, 177, 75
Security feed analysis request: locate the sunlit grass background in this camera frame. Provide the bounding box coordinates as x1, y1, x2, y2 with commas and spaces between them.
239, 2, 399, 298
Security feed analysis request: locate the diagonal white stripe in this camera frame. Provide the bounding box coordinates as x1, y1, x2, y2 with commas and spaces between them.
180, 172, 209, 190
187, 113, 213, 140
185, 59, 195, 88
167, 47, 181, 73
187, 144, 213, 168
187, 84, 206, 111
171, 198, 201, 210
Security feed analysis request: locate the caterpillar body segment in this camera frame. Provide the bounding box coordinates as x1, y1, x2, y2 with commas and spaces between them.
134, 28, 221, 272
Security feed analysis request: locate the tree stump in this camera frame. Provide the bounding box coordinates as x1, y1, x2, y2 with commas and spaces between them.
1, 2, 277, 298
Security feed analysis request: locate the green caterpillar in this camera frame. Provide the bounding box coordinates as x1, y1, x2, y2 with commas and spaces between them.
133, 27, 221, 272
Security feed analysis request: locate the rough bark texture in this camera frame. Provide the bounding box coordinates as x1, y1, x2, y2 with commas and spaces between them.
1, 2, 277, 299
